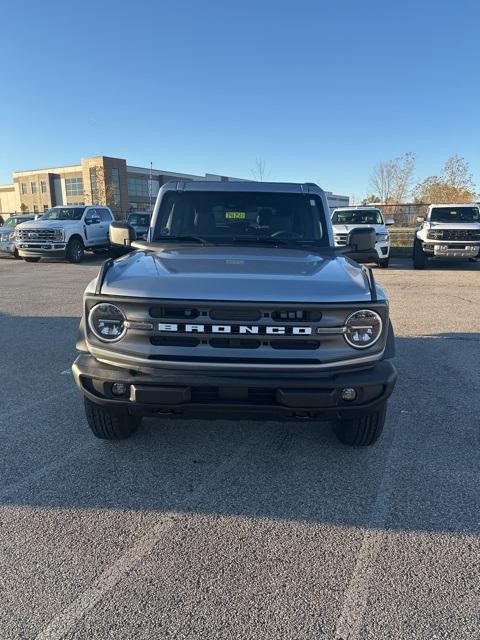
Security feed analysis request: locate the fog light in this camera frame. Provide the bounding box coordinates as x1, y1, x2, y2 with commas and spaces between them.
112, 382, 129, 396
341, 387, 357, 401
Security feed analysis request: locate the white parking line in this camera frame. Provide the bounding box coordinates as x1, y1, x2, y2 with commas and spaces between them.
334, 413, 403, 640
34, 428, 269, 640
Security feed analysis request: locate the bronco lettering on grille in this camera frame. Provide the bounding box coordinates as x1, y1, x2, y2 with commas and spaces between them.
157, 323, 312, 335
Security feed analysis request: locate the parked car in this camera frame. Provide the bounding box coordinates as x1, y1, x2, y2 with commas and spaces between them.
16, 205, 114, 263
331, 207, 394, 268
413, 203, 480, 269
0, 214, 36, 258
72, 180, 397, 447
125, 212, 151, 240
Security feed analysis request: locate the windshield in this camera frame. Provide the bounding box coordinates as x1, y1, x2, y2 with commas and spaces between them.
4, 217, 31, 227
152, 191, 328, 246
127, 213, 151, 227
41, 207, 85, 221
430, 206, 479, 223
332, 209, 383, 225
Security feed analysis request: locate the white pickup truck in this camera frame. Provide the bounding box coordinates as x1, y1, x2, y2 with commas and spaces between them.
16, 205, 114, 263
413, 204, 480, 269
332, 207, 394, 268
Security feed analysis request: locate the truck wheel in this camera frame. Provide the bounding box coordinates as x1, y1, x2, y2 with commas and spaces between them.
413, 239, 427, 269
14, 248, 20, 259
23, 257, 40, 263
334, 402, 387, 446
66, 237, 84, 263
377, 257, 389, 268
84, 397, 141, 440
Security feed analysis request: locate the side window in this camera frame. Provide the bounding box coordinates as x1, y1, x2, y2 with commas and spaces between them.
99, 208, 112, 222
84, 208, 97, 221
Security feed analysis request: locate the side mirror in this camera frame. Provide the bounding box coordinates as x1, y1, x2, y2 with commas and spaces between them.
416, 216, 425, 223
109, 221, 136, 251
348, 227, 376, 252
385, 218, 395, 226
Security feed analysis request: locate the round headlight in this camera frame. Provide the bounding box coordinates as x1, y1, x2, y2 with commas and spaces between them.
88, 303, 126, 341
344, 309, 383, 349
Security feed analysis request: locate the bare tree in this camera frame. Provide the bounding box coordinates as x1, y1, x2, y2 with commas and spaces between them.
251, 158, 268, 181
83, 166, 117, 208
369, 152, 415, 204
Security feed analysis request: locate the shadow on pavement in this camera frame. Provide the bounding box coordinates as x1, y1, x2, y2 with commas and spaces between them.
0, 310, 479, 536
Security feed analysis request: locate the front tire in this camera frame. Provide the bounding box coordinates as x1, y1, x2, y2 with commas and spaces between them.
377, 257, 389, 268
13, 248, 20, 259
334, 402, 387, 446
413, 239, 427, 269
23, 257, 40, 263
66, 237, 84, 263
84, 397, 141, 440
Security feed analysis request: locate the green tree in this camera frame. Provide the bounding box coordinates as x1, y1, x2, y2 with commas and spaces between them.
20, 203, 28, 213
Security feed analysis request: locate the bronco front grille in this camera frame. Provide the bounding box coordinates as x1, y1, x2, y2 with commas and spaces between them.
86, 296, 388, 369
437, 229, 480, 241
17, 228, 57, 242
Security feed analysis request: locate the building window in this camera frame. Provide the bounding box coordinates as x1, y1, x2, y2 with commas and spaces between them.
111, 168, 121, 206
31, 182, 37, 194
127, 176, 150, 197
21, 183, 27, 195
33, 205, 38, 212
41, 180, 47, 193
65, 176, 84, 196
43, 204, 49, 212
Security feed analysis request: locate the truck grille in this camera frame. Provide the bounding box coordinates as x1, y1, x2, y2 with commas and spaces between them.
148, 304, 323, 352
437, 229, 480, 241
335, 234, 349, 246
17, 228, 56, 241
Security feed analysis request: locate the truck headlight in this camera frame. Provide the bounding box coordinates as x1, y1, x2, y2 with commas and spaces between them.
376, 233, 389, 241
54, 228, 64, 241
88, 303, 126, 341
344, 309, 383, 349
8, 231, 16, 240
427, 230, 443, 239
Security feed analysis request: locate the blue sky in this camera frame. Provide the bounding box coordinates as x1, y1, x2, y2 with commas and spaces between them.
1, 0, 479, 198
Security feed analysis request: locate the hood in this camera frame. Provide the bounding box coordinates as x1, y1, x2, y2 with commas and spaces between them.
428, 221, 480, 230
99, 246, 376, 303
332, 223, 386, 233
16, 219, 80, 229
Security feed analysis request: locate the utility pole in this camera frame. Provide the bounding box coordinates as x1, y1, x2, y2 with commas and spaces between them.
149, 162, 153, 212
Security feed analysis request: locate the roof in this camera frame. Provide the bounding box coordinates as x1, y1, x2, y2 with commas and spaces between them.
429, 203, 478, 208
162, 180, 325, 195
332, 206, 381, 212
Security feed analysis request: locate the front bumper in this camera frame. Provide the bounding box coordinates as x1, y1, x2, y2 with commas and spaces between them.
18, 242, 67, 258
422, 241, 480, 258
72, 353, 397, 420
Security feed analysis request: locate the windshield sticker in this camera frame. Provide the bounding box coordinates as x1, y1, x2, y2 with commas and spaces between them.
225, 211, 246, 220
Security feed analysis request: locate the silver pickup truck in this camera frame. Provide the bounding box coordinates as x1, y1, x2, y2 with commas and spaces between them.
72, 181, 397, 447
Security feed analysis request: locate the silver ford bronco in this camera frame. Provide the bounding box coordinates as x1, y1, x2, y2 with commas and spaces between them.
72, 181, 397, 446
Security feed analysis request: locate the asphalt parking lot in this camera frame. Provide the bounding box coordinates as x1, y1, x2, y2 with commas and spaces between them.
0, 255, 479, 640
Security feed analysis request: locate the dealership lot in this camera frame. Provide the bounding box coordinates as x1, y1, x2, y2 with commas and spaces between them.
0, 256, 479, 640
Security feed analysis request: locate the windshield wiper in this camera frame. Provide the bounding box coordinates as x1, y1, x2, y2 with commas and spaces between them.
155, 235, 210, 245
221, 237, 330, 249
